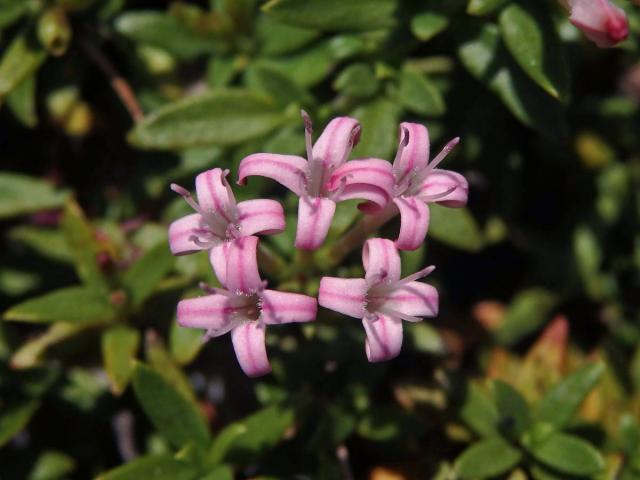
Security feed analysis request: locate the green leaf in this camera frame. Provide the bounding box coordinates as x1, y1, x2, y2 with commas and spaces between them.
499, 0, 569, 99
411, 12, 449, 41
199, 466, 234, 480
170, 317, 204, 366
208, 403, 296, 464
467, 0, 508, 16
528, 432, 604, 476
0, 1, 29, 29
3, 286, 116, 324
263, 0, 398, 32
456, 21, 566, 140
6, 73, 37, 127
96, 454, 199, 480
573, 226, 604, 300
494, 288, 558, 345
122, 241, 174, 308
128, 90, 286, 150
0, 399, 40, 447
245, 64, 312, 107
102, 326, 140, 395
456, 437, 522, 479
256, 16, 320, 56
0, 268, 40, 297
9, 226, 72, 264
460, 383, 499, 438
535, 362, 605, 429
493, 380, 531, 437
333, 63, 379, 98
407, 322, 446, 355
61, 200, 109, 290
206, 57, 236, 89
28, 451, 76, 480
429, 204, 484, 252
397, 70, 445, 116
132, 363, 210, 448
351, 98, 401, 159
0, 172, 68, 219
114, 11, 216, 60
0, 31, 46, 99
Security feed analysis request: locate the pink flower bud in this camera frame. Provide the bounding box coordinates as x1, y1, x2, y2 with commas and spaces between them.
568, 0, 629, 48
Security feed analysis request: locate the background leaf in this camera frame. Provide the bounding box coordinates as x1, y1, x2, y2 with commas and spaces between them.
455, 437, 522, 479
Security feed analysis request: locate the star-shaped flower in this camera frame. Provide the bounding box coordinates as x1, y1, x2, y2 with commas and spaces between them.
168, 168, 285, 281
318, 238, 438, 362
177, 236, 317, 377
238, 112, 394, 250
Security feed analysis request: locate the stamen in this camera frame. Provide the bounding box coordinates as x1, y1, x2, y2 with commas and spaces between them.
375, 305, 422, 322
328, 173, 352, 200
189, 235, 216, 249
171, 183, 202, 214
395, 265, 436, 287
221, 169, 239, 219
301, 110, 314, 165
428, 137, 459, 171
418, 186, 457, 203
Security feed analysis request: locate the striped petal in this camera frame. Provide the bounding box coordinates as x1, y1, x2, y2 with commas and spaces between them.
295, 197, 336, 250
260, 290, 317, 325
237, 199, 285, 236
195, 169, 236, 222
329, 158, 394, 208
209, 241, 231, 287
225, 236, 262, 294
237, 153, 307, 196
416, 169, 468, 207
362, 238, 401, 282
362, 314, 403, 362
393, 197, 429, 251
318, 277, 367, 319
393, 122, 430, 181
231, 322, 271, 377
168, 213, 210, 255
382, 281, 439, 318
312, 116, 361, 168
177, 294, 236, 334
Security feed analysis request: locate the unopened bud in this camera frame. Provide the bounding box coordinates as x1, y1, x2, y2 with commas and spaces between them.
37, 7, 72, 56
565, 0, 629, 48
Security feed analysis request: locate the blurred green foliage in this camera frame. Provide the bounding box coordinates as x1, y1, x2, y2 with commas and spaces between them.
0, 0, 639, 478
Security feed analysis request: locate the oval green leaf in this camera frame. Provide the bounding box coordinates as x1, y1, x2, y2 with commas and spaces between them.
456, 437, 522, 479
102, 326, 140, 395
0, 172, 68, 220
429, 204, 484, 252
128, 90, 287, 150
529, 432, 604, 476
96, 454, 199, 480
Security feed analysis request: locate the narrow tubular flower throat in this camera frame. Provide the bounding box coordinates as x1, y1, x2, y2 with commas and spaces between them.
238, 112, 395, 250
176, 236, 317, 377
318, 238, 438, 362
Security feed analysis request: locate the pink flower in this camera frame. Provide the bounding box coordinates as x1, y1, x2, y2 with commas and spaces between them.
168, 168, 285, 281
318, 238, 438, 362
238, 112, 394, 250
358, 123, 468, 251
177, 236, 317, 377
567, 0, 629, 47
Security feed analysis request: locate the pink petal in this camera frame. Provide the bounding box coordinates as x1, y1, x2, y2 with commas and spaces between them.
260, 289, 317, 325
393, 122, 430, 180
318, 277, 367, 318
195, 169, 236, 222
231, 322, 271, 377
382, 281, 439, 318
393, 197, 430, 251
332, 184, 390, 210
236, 199, 285, 236
168, 213, 210, 255
312, 117, 361, 169
177, 295, 235, 335
295, 197, 336, 250
362, 314, 403, 362
225, 236, 262, 294
416, 169, 468, 207
329, 158, 394, 208
362, 238, 401, 282
569, 0, 628, 47
237, 153, 307, 196
209, 241, 231, 288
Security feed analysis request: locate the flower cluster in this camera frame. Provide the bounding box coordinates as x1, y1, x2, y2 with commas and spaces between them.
168, 114, 468, 377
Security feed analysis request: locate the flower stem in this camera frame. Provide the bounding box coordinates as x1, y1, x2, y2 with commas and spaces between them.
328, 203, 398, 266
